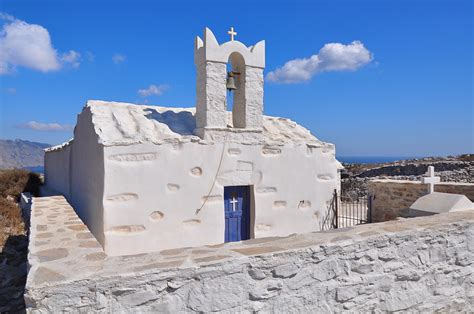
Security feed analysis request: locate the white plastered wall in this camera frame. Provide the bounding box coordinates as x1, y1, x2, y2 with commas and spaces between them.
68, 107, 106, 245
102, 141, 338, 256
44, 144, 71, 199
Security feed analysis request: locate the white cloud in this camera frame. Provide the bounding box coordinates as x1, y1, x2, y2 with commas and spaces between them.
138, 84, 169, 97
19, 121, 74, 132
266, 41, 373, 84
112, 53, 126, 64
61, 50, 81, 68
85, 51, 95, 62
0, 13, 15, 22
0, 13, 81, 74
5, 87, 16, 94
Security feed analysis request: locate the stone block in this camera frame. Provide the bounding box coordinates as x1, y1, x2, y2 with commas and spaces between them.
351, 261, 374, 274
335, 286, 358, 302
187, 274, 249, 312
248, 268, 267, 280
380, 288, 427, 312
249, 280, 282, 300
311, 259, 344, 281
429, 246, 447, 263
118, 290, 158, 307
394, 268, 421, 281
36, 248, 68, 262
272, 263, 298, 278
455, 252, 473, 266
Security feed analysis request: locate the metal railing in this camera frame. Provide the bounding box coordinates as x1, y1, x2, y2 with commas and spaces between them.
321, 190, 373, 230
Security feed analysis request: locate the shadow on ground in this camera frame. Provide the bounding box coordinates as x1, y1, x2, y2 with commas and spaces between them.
0, 234, 28, 313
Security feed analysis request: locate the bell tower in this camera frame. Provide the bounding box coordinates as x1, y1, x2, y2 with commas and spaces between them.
194, 27, 265, 141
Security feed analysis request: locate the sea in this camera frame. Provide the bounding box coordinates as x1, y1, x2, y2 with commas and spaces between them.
336, 156, 420, 164
24, 166, 45, 174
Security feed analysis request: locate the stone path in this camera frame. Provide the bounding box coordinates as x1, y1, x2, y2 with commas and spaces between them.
27, 196, 298, 289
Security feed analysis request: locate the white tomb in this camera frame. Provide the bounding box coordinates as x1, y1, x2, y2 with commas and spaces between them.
409, 192, 474, 215
44, 28, 342, 256
409, 166, 474, 216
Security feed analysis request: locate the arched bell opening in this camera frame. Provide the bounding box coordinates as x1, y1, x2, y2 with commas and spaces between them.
226, 52, 246, 128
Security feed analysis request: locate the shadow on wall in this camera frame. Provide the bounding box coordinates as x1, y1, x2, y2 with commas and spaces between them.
144, 109, 196, 136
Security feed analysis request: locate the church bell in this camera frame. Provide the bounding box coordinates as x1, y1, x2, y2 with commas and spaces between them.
226, 71, 239, 91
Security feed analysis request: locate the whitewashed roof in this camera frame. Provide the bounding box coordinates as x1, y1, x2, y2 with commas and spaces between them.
84, 100, 327, 147
45, 138, 73, 152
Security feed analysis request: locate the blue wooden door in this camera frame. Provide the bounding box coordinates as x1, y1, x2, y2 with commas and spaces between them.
224, 186, 250, 242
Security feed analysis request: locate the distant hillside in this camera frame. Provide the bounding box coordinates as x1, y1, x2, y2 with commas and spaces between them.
0, 139, 50, 169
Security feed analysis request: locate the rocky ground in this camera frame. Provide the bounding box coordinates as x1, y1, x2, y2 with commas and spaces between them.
341, 154, 474, 200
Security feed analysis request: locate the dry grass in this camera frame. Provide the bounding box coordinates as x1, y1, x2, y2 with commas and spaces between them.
0, 169, 42, 247
0, 169, 41, 200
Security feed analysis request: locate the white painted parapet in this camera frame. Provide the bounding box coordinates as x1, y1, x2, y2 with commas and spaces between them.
25, 200, 474, 312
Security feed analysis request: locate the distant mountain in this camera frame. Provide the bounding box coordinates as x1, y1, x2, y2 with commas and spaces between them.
0, 139, 50, 169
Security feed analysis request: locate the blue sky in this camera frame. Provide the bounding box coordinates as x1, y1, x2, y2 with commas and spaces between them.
0, 0, 472, 157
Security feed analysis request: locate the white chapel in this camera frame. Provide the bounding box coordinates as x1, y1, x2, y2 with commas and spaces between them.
44, 28, 342, 256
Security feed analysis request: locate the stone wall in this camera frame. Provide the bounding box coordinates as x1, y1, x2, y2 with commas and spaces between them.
437, 182, 474, 201
368, 179, 474, 222
26, 199, 474, 312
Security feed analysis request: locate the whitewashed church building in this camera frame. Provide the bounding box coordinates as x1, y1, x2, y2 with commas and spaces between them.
45, 28, 342, 256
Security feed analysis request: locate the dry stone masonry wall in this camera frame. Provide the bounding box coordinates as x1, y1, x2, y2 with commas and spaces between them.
368, 179, 474, 222
26, 196, 474, 312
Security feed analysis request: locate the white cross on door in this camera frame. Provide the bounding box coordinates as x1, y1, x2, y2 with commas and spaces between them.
230, 193, 238, 211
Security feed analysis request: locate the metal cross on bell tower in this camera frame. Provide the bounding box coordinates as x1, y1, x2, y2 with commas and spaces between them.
227, 27, 237, 41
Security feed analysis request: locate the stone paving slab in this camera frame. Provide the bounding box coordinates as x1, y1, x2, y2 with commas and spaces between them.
26, 195, 474, 291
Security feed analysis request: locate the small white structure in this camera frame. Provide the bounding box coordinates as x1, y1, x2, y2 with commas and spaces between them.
410, 192, 474, 215
421, 166, 440, 194
410, 166, 474, 215
45, 28, 341, 256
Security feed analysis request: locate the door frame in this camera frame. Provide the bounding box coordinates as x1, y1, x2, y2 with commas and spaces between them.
223, 185, 255, 242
